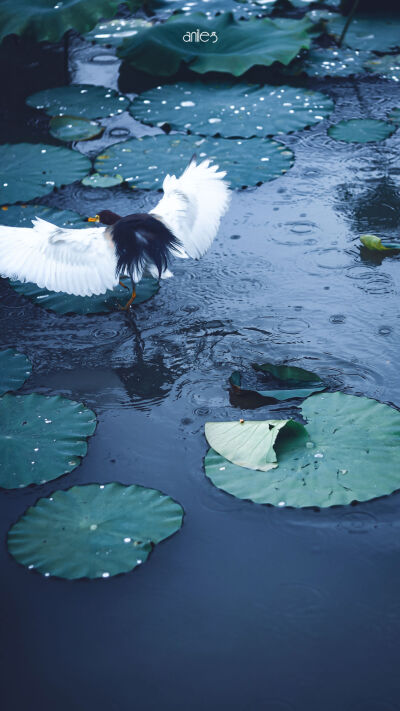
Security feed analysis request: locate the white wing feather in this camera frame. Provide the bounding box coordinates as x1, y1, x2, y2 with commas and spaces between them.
0, 218, 118, 297
150, 158, 231, 259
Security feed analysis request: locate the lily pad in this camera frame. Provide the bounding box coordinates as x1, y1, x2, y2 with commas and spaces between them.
360, 234, 400, 252
85, 17, 152, 45
230, 362, 325, 401
0, 0, 144, 44
82, 173, 124, 188
8, 277, 159, 315
205, 392, 400, 508
7, 482, 183, 579
27, 85, 130, 120
0, 394, 96, 489
130, 82, 333, 138
0, 349, 32, 396
328, 119, 396, 144
0, 143, 91, 204
323, 13, 400, 52
49, 116, 104, 143
94, 135, 294, 189
389, 108, 400, 126
364, 55, 400, 82
300, 46, 369, 78
0, 204, 88, 228
118, 13, 317, 77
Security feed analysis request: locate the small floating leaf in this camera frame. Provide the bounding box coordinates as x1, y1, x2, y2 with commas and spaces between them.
230, 362, 325, 401
389, 108, 400, 126
9, 277, 159, 315
0, 349, 32, 396
0, 204, 88, 228
0, 143, 91, 204
94, 134, 294, 190
0, 394, 96, 489
328, 119, 396, 144
49, 115, 104, 142
205, 392, 400, 507
8, 482, 183, 579
360, 234, 400, 252
82, 172, 124, 188
27, 85, 130, 119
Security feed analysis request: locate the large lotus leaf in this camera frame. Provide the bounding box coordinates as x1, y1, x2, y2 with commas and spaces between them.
205, 392, 400, 508
204, 419, 306, 471
49, 116, 104, 143
117, 13, 317, 77
95, 135, 294, 189
0, 204, 88, 228
85, 18, 152, 45
230, 362, 325, 401
9, 277, 159, 315
323, 13, 400, 52
27, 85, 130, 119
0, 349, 32, 396
0, 0, 144, 44
130, 82, 333, 138
0, 394, 96, 489
364, 55, 400, 82
360, 234, 400, 252
328, 119, 396, 144
7, 482, 183, 579
0, 144, 91, 204
299, 47, 369, 78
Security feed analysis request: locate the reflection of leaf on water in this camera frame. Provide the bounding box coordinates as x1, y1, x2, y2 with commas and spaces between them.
335, 178, 400, 236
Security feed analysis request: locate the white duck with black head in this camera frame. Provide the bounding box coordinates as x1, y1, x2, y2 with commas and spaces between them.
0, 156, 231, 310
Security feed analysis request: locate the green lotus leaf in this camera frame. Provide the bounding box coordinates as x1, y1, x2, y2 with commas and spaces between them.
27, 85, 130, 119
0, 394, 96, 489
130, 82, 333, 138
49, 115, 104, 142
0, 0, 144, 44
299, 46, 369, 78
0, 349, 32, 396
94, 135, 294, 190
81, 172, 124, 187
364, 55, 400, 82
205, 392, 400, 508
0, 204, 88, 228
230, 362, 325, 401
323, 13, 400, 52
360, 234, 400, 252
205, 419, 306, 471
0, 143, 91, 204
117, 13, 318, 77
389, 108, 400, 126
8, 277, 159, 315
152, 0, 252, 17
328, 119, 397, 144
8, 482, 183, 579
85, 17, 152, 45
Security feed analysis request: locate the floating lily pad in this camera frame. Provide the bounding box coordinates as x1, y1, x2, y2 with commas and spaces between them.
328, 119, 396, 144
49, 115, 104, 142
118, 13, 317, 77
300, 46, 369, 78
131, 82, 333, 138
0, 394, 96, 489
82, 172, 124, 188
0, 204, 88, 228
8, 277, 159, 315
95, 135, 294, 189
205, 392, 400, 508
0, 143, 91, 204
230, 362, 325, 401
8, 482, 183, 579
27, 85, 130, 120
0, 349, 32, 396
389, 108, 400, 126
85, 17, 152, 45
364, 55, 400, 82
323, 13, 400, 52
360, 234, 400, 252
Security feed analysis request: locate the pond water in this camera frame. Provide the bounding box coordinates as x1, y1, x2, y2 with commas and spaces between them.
1, 26, 400, 711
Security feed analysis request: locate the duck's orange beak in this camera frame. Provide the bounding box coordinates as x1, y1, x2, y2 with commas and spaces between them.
88, 214, 100, 223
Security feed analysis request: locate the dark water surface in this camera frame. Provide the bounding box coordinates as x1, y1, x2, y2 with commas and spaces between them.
1, 32, 400, 711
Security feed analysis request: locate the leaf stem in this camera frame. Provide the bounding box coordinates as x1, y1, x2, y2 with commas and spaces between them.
338, 0, 361, 47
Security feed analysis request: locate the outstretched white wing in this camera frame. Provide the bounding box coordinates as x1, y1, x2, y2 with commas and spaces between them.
150, 158, 231, 259
0, 218, 119, 297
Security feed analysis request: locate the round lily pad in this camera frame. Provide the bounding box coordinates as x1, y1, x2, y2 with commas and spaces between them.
8, 482, 184, 579
205, 392, 400, 508
26, 85, 130, 120
364, 55, 400, 82
0, 143, 91, 204
328, 119, 397, 144
300, 47, 369, 78
81, 173, 124, 188
0, 349, 32, 396
389, 108, 400, 126
0, 394, 96, 490
0, 204, 88, 228
9, 277, 159, 315
95, 135, 294, 190
360, 234, 400, 252
130, 82, 333, 138
230, 362, 325, 401
324, 13, 400, 52
118, 13, 317, 77
49, 116, 104, 143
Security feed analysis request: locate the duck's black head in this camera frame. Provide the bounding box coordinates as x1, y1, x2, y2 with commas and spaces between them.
97, 210, 122, 225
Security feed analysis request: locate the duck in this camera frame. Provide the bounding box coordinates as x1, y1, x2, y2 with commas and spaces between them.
0, 156, 230, 310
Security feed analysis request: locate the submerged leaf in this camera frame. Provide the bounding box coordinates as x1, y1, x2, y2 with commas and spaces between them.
328, 119, 396, 144
230, 362, 325, 401
27, 85, 129, 119
8, 482, 183, 579
49, 115, 104, 142
0, 349, 32, 396
360, 234, 400, 252
0, 394, 96, 489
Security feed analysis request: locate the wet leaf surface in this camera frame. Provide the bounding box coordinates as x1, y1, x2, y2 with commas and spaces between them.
27, 85, 130, 119
0, 349, 32, 396
49, 116, 104, 142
